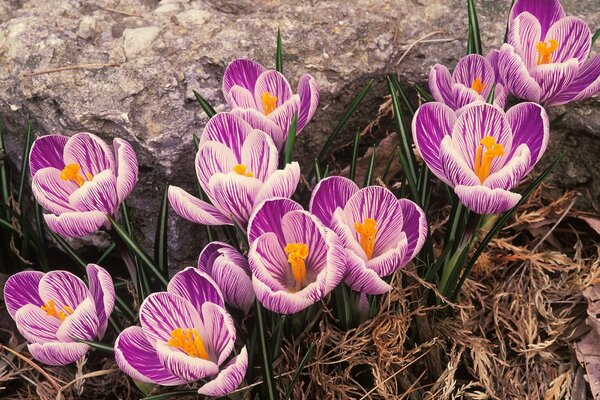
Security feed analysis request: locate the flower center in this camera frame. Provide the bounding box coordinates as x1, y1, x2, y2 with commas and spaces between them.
60, 163, 93, 186
40, 300, 74, 321
232, 164, 253, 177
473, 136, 504, 183
167, 328, 209, 359
471, 78, 486, 95
536, 39, 558, 65
355, 218, 377, 260
285, 243, 309, 290
261, 92, 277, 115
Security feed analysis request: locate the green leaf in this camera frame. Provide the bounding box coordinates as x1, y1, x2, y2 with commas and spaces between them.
381, 146, 399, 182
256, 301, 276, 400
313, 159, 322, 182
0, 217, 15, 233
141, 390, 198, 400
154, 187, 169, 280
467, 0, 483, 55
192, 90, 217, 118
272, 315, 287, 360
309, 79, 373, 180
284, 113, 298, 165
414, 84, 434, 102
486, 83, 496, 104
362, 145, 376, 187
230, 215, 249, 253
276, 29, 283, 73
349, 128, 361, 182
50, 230, 88, 271
0, 120, 9, 219
75, 339, 114, 353
114, 294, 136, 321
96, 242, 116, 265
17, 122, 33, 207
389, 75, 415, 116
284, 343, 315, 400
551, 112, 567, 129
592, 28, 600, 45
121, 203, 151, 298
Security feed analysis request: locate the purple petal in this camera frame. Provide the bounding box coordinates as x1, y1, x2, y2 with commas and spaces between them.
247, 197, 303, 244
344, 252, 393, 295
14, 304, 60, 343
452, 54, 496, 99
248, 232, 289, 291
498, 44, 541, 102
429, 64, 454, 107
483, 144, 531, 190
297, 74, 320, 132
507, 13, 542, 70
253, 70, 293, 110
63, 133, 115, 177
546, 17, 591, 64
267, 94, 300, 137
550, 54, 600, 105
281, 211, 329, 276
439, 136, 480, 187
167, 186, 232, 226
28, 342, 89, 366
223, 59, 266, 97
197, 347, 248, 397
155, 341, 219, 382
322, 230, 347, 293
228, 86, 258, 109
115, 326, 187, 385
531, 59, 579, 104
139, 292, 202, 345
493, 83, 509, 110
44, 210, 108, 238
69, 169, 118, 214
506, 102, 549, 165
208, 173, 262, 228
4, 270, 44, 318
56, 298, 100, 342
397, 199, 428, 264
113, 138, 138, 203
254, 162, 300, 205
451, 83, 484, 110
39, 270, 88, 311
330, 208, 367, 261
367, 243, 407, 278
251, 275, 315, 314
309, 176, 359, 228
231, 108, 286, 151
32, 168, 77, 215
199, 113, 253, 160
510, 0, 565, 37
454, 185, 521, 215
240, 130, 278, 182
167, 267, 225, 310
411, 102, 456, 186
199, 302, 236, 365
196, 141, 238, 194
86, 264, 115, 339
29, 135, 68, 177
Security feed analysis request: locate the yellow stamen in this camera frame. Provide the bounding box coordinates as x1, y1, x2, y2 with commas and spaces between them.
261, 92, 278, 115
471, 78, 486, 95
40, 300, 74, 321
232, 164, 253, 177
285, 243, 309, 289
473, 136, 504, 183
167, 328, 209, 359
355, 218, 378, 260
536, 39, 558, 65
60, 163, 92, 186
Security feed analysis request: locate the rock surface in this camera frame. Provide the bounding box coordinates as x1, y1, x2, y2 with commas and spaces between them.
0, 0, 598, 263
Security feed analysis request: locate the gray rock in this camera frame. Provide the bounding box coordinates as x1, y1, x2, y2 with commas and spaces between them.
0, 0, 598, 266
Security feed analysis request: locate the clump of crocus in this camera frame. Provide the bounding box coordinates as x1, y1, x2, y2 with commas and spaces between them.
412, 102, 549, 215
310, 177, 427, 294
198, 242, 255, 314
247, 198, 346, 314
29, 133, 138, 237
3, 264, 115, 365
114, 267, 247, 397
498, 0, 600, 106
168, 112, 300, 230
429, 54, 509, 110
222, 58, 319, 150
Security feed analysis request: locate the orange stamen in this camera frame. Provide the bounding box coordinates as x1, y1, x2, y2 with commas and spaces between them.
60, 163, 92, 186
285, 243, 309, 290
40, 300, 74, 321
471, 78, 486, 95
473, 136, 504, 183
261, 92, 278, 115
167, 328, 209, 359
232, 164, 253, 177
536, 39, 558, 65
355, 218, 378, 260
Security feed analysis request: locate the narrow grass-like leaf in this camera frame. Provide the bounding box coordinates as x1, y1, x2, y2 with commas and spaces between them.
276, 29, 283, 73
313, 159, 322, 182
0, 217, 15, 233
0, 120, 9, 218
192, 90, 217, 118
323, 164, 330, 179
154, 187, 169, 280
96, 242, 116, 265
114, 294, 136, 321
415, 84, 434, 102
34, 202, 49, 268
121, 203, 151, 297
284, 343, 315, 400
551, 112, 567, 129
309, 79, 373, 180
284, 113, 298, 165
141, 391, 198, 400
256, 301, 276, 400
592, 28, 600, 45
390, 75, 415, 116
381, 146, 399, 182
17, 122, 33, 207
486, 83, 496, 104
467, 0, 483, 55
50, 231, 87, 271
75, 339, 114, 353
349, 128, 361, 182
272, 315, 287, 360
363, 145, 376, 187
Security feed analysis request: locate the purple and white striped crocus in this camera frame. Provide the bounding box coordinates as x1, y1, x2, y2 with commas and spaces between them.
114, 267, 247, 397
3, 264, 115, 365
222, 58, 319, 150
310, 177, 427, 295
168, 113, 300, 230
412, 101, 549, 215
198, 242, 255, 314
497, 0, 600, 106
29, 132, 138, 237
429, 54, 509, 110
247, 198, 346, 314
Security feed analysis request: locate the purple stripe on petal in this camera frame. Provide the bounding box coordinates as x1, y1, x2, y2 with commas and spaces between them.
546, 16, 591, 64
115, 326, 187, 386
330, 208, 366, 261
63, 133, 115, 177
247, 197, 303, 244
241, 130, 278, 182
29, 135, 68, 177
452, 54, 496, 98
223, 59, 266, 97
232, 108, 286, 151
197, 347, 248, 397
248, 232, 289, 290
155, 341, 219, 382
32, 168, 77, 215
167, 186, 232, 226
439, 136, 481, 187
493, 83, 509, 110
44, 210, 107, 238
252, 276, 314, 314
86, 264, 115, 339
322, 231, 347, 293
208, 173, 262, 228
281, 211, 328, 276
255, 162, 300, 205
69, 170, 118, 214
4, 270, 44, 317
253, 70, 293, 110
200, 113, 253, 160
167, 267, 225, 310
228, 85, 258, 109
551, 54, 600, 105
344, 252, 393, 295
196, 141, 238, 191
367, 243, 406, 277
56, 298, 100, 342
268, 94, 300, 138
14, 304, 60, 343
113, 138, 138, 203
429, 64, 454, 107
508, 13, 542, 70
506, 102, 549, 165
309, 176, 359, 228
199, 302, 235, 365
397, 199, 428, 264
451, 83, 484, 111
510, 0, 565, 37
483, 144, 531, 190
39, 270, 88, 311
454, 184, 521, 215
28, 342, 89, 366
532, 59, 579, 104
498, 44, 541, 102
297, 74, 320, 132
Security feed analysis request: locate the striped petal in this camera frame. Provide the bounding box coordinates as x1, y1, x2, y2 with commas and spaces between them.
167, 267, 225, 310
86, 264, 115, 339
429, 64, 454, 107
14, 304, 60, 343
223, 59, 266, 97
247, 197, 303, 244
228, 85, 258, 109
531, 59, 579, 105
199, 113, 253, 160
196, 141, 238, 195
44, 210, 108, 238
63, 132, 115, 177
32, 167, 77, 215
452, 54, 496, 99
297, 74, 320, 132
254, 162, 300, 205
497, 44, 541, 102
309, 176, 359, 228
56, 298, 99, 342
483, 144, 531, 191
199, 302, 236, 365
454, 185, 521, 215
550, 54, 600, 105
267, 94, 300, 137
254, 70, 293, 110
510, 0, 565, 36
69, 169, 118, 214
39, 270, 88, 311
29, 135, 68, 176
4, 270, 44, 318
506, 102, 549, 166
197, 347, 248, 397
451, 83, 484, 110
248, 232, 289, 291
167, 186, 231, 226
155, 341, 219, 382
281, 211, 329, 276
232, 108, 286, 151
28, 342, 89, 366
367, 242, 407, 278
208, 173, 262, 228
439, 136, 480, 187
398, 199, 428, 264
251, 275, 316, 314
113, 138, 138, 203
240, 130, 278, 182
508, 13, 542, 70
344, 251, 393, 295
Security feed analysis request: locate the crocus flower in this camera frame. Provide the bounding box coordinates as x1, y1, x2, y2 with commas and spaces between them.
498, 0, 600, 106
247, 197, 346, 314
29, 132, 138, 237
429, 54, 509, 110
412, 101, 549, 215
222, 58, 319, 150
114, 267, 247, 397
310, 177, 427, 294
3, 264, 115, 365
198, 242, 255, 314
168, 113, 300, 230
